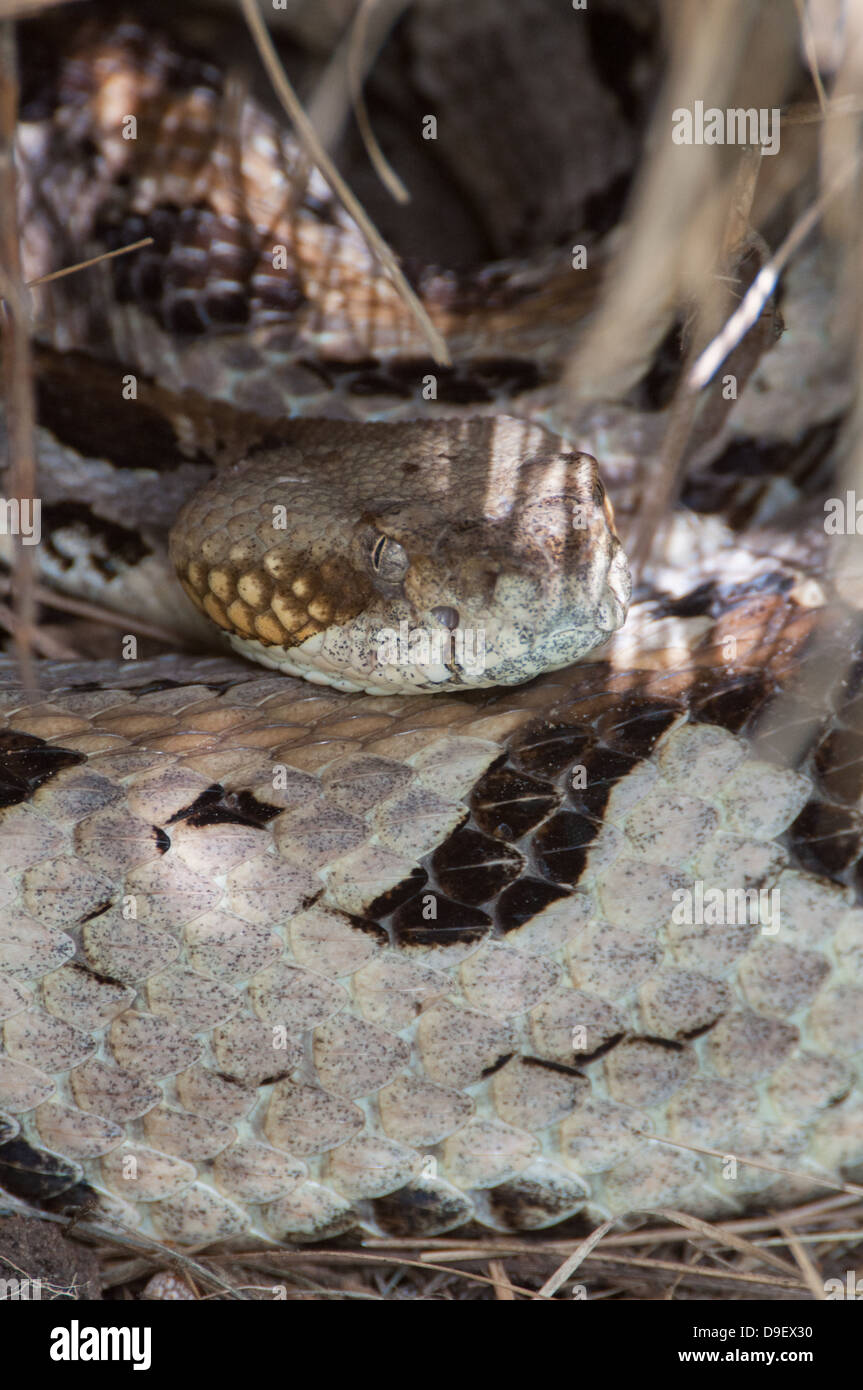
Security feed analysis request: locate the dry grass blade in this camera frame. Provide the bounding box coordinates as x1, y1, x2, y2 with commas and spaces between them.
488, 1258, 516, 1300
794, 0, 829, 111
628, 146, 764, 578
638, 1131, 863, 1200
230, 1246, 551, 1299
785, 93, 863, 124
779, 1224, 827, 1300
564, 0, 794, 406
533, 1218, 617, 1299
0, 599, 79, 658
578, 1253, 805, 1294
688, 154, 860, 391
819, 0, 863, 242
25, 237, 155, 291
346, 0, 410, 202
0, 573, 212, 648
306, 0, 410, 182
366, 1194, 863, 1258
654, 1208, 799, 1278
33, 1211, 250, 1299
237, 0, 450, 365
0, 21, 37, 691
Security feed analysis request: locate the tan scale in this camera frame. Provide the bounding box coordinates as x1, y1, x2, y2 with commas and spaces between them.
2, 638, 862, 1242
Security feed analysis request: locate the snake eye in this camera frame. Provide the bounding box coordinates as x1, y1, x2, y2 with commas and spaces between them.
369, 532, 409, 583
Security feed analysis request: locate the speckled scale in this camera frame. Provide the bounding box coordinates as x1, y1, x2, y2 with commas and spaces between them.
0, 641, 861, 1244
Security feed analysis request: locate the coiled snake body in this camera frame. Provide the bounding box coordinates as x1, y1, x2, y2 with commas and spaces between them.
1, 8, 863, 1246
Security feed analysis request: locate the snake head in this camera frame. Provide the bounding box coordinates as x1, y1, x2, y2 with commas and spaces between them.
169, 418, 630, 693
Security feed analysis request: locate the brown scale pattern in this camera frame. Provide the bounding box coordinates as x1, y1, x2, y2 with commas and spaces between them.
0, 612, 862, 1244
18, 15, 604, 426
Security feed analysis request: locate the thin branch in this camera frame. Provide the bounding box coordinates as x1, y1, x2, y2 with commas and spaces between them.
223, 1246, 550, 1299
688, 154, 861, 391
25, 236, 154, 290
784, 93, 863, 124
638, 1130, 863, 1199
630, 147, 763, 578
793, 0, 829, 113
0, 599, 79, 658
346, 0, 410, 203
237, 0, 449, 365
533, 1218, 617, 1299
572, 1252, 804, 1293
654, 1208, 798, 1278
0, 572, 210, 647
779, 1224, 827, 1301
0, 21, 36, 691
488, 1258, 516, 1300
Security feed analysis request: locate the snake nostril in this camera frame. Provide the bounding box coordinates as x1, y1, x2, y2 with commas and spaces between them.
431, 605, 460, 629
